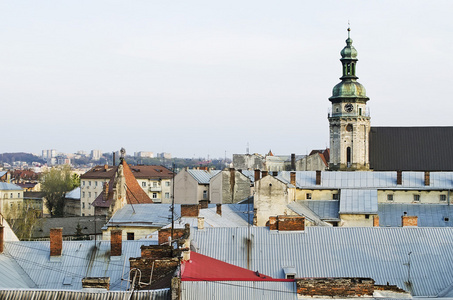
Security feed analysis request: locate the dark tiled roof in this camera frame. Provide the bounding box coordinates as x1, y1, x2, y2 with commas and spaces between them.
369, 127, 453, 171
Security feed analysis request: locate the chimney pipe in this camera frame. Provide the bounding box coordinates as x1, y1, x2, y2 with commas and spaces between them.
103, 182, 109, 200
110, 229, 122, 257
316, 170, 321, 185
397, 171, 402, 185
113, 152, 116, 166
262, 171, 268, 178
0, 226, 3, 254
424, 171, 430, 186
254, 169, 261, 181
216, 204, 222, 216
198, 217, 205, 230
373, 215, 379, 227
291, 153, 296, 171
290, 172, 296, 186
50, 228, 63, 257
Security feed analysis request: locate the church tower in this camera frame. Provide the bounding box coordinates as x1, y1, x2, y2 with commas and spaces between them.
328, 28, 370, 171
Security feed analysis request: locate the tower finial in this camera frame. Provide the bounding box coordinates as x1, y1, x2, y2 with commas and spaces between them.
347, 20, 351, 38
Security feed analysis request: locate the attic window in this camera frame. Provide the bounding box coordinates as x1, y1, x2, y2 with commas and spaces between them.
306, 193, 312, 200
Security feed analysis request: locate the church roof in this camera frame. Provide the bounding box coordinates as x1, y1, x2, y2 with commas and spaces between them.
369, 126, 453, 171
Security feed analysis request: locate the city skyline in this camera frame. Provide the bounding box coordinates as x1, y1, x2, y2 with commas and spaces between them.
1, 1, 452, 158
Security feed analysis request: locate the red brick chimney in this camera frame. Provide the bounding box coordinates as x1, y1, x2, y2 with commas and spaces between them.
103, 182, 109, 200
316, 170, 321, 185
268, 216, 305, 231
0, 226, 3, 254
216, 204, 222, 216
254, 169, 261, 181
397, 171, 402, 185
262, 171, 268, 178
291, 153, 296, 171
110, 229, 122, 256
50, 228, 63, 256
181, 204, 200, 217
402, 213, 418, 227
290, 172, 296, 186
424, 171, 430, 186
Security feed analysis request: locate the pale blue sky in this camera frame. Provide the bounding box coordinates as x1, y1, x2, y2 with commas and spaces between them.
1, 1, 452, 158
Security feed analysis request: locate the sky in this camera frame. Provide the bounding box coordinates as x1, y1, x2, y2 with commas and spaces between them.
1, 1, 453, 159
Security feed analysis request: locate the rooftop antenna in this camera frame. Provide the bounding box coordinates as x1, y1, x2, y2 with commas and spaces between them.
246, 142, 249, 155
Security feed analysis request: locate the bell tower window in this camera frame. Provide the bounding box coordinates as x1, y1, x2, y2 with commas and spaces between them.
347, 147, 351, 167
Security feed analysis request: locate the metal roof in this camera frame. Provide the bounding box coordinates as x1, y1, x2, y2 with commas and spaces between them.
181, 281, 297, 300
106, 204, 181, 228
289, 201, 340, 222
0, 289, 170, 300
277, 171, 453, 190
241, 170, 255, 183
0, 171, 6, 177
190, 226, 453, 297
3, 239, 156, 291
0, 182, 23, 191
339, 189, 378, 214
65, 187, 80, 199
187, 170, 221, 184
378, 203, 453, 227
369, 127, 453, 171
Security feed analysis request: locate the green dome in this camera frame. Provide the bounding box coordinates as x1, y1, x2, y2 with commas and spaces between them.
331, 80, 368, 99
340, 37, 357, 59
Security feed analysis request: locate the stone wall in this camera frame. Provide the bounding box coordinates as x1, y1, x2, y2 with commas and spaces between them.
296, 278, 374, 297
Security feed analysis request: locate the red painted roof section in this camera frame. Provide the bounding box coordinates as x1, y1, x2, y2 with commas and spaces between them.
181, 252, 292, 282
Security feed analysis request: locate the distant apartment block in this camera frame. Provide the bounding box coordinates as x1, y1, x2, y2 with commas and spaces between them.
90, 150, 102, 160
134, 151, 154, 158
41, 149, 56, 159
157, 152, 172, 159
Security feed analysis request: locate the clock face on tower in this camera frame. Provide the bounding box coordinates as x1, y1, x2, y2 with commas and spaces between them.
344, 103, 353, 112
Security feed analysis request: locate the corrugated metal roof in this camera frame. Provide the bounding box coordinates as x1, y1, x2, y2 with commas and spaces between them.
378, 203, 453, 227
241, 170, 255, 183
181, 281, 297, 300
277, 171, 453, 190
339, 189, 378, 214
190, 226, 453, 297
0, 182, 23, 191
187, 170, 221, 184
290, 200, 340, 222
3, 239, 157, 291
106, 204, 181, 228
66, 187, 80, 199
0, 289, 170, 299
0, 171, 7, 177
369, 127, 453, 171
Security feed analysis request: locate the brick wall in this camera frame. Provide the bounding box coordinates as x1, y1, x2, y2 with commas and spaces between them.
402, 216, 418, 227
181, 204, 200, 217
141, 245, 174, 259
268, 216, 305, 231
296, 278, 374, 297
158, 228, 186, 245
110, 229, 122, 256
373, 215, 379, 227
50, 228, 63, 256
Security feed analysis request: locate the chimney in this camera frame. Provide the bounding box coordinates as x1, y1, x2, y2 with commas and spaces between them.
424, 171, 430, 186
82, 277, 110, 290
113, 152, 116, 166
181, 204, 200, 217
316, 170, 321, 185
272, 171, 278, 176
373, 215, 379, 227
290, 171, 296, 186
6, 172, 11, 183
254, 169, 261, 181
0, 226, 3, 254
110, 229, 122, 257
104, 164, 108, 171
198, 217, 205, 230
291, 153, 296, 171
199, 199, 209, 209
103, 182, 109, 200
268, 216, 305, 231
397, 171, 402, 185
50, 228, 63, 257
402, 213, 418, 227
262, 171, 268, 178
216, 204, 222, 216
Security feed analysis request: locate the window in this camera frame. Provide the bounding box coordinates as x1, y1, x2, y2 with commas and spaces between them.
165, 192, 170, 199
306, 193, 312, 200
18, 193, 20, 198
359, 107, 362, 116
365, 214, 370, 219
413, 194, 420, 202
82, 213, 85, 216
94, 192, 97, 198
95, 181, 98, 186
165, 181, 170, 187
153, 182, 158, 187
440, 195, 447, 202
88, 192, 91, 198
152, 193, 157, 199
203, 190, 208, 199
82, 181, 85, 186
142, 182, 147, 187
286, 274, 295, 279
333, 193, 339, 200
82, 202, 85, 209
89, 181, 91, 186
387, 194, 394, 202
127, 232, 134, 240
82, 192, 85, 198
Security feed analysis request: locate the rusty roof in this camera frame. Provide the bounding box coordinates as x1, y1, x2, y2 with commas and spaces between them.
81, 165, 173, 180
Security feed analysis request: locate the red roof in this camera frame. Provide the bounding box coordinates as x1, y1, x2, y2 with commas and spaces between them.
181, 252, 292, 282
